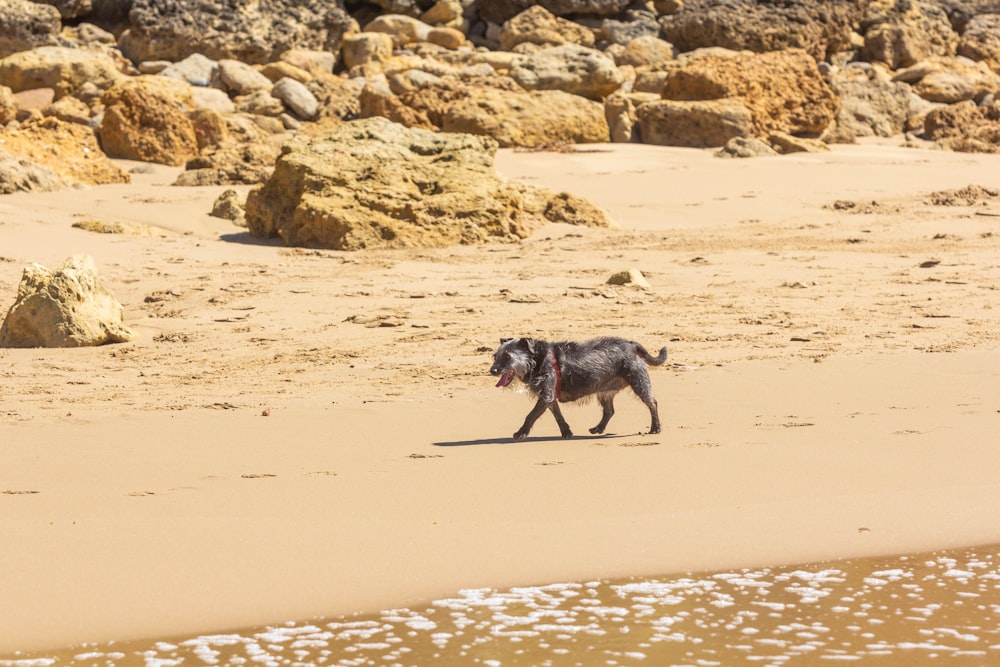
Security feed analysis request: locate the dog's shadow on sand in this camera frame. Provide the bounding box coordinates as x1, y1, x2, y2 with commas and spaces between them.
433, 433, 631, 447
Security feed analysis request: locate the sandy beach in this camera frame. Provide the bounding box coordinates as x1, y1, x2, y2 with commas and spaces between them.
2, 140, 1000, 655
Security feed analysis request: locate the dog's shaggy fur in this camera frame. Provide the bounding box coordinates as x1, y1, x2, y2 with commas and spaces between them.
490, 336, 667, 439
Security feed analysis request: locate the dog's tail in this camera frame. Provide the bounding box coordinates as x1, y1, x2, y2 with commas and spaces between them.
636, 343, 668, 366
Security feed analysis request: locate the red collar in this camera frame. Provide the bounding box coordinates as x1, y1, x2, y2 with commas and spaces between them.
548, 350, 562, 401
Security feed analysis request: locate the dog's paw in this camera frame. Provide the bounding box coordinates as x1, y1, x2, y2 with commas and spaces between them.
648, 427, 661, 435
513, 431, 528, 440
589, 426, 604, 435
560, 429, 574, 439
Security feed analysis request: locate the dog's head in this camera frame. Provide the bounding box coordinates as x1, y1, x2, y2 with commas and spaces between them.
490, 337, 536, 388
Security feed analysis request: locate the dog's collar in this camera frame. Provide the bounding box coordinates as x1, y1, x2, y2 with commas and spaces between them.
548, 350, 562, 401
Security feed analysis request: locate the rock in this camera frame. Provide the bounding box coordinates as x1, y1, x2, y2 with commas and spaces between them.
99, 77, 199, 166
176, 114, 280, 185
159, 53, 219, 87
636, 97, 754, 147
272, 77, 319, 120
210, 189, 247, 226
0, 116, 129, 186
828, 66, 911, 139
359, 83, 435, 130
421, 0, 464, 28
767, 131, 829, 154
0, 148, 72, 194
0, 0, 63, 59
659, 0, 865, 61
14, 87, 56, 118
509, 44, 623, 100
341, 32, 396, 70
543, 192, 616, 228
860, 0, 958, 70
0, 255, 134, 348
363, 14, 433, 47
0, 85, 18, 125
40, 0, 93, 20
0, 46, 123, 99
442, 87, 609, 147
244, 117, 611, 249
614, 35, 676, 69
600, 13, 661, 47
959, 14, 1000, 73
715, 136, 779, 158
72, 219, 163, 235
661, 49, 839, 138
477, 0, 633, 25
235, 89, 285, 117
120, 0, 356, 65
607, 268, 651, 288
260, 61, 312, 84
190, 87, 236, 114
894, 56, 1000, 104
498, 5, 595, 51
924, 99, 1000, 153
218, 59, 273, 95
427, 26, 466, 50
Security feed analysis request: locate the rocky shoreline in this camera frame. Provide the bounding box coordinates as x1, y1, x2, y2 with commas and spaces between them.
1, 0, 999, 243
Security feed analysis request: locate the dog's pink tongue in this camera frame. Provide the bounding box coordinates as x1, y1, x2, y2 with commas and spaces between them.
496, 370, 514, 388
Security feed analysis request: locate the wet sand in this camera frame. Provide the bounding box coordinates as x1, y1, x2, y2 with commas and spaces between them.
2, 139, 1000, 655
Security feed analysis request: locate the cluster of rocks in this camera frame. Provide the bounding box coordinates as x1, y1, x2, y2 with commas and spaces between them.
0, 0, 999, 209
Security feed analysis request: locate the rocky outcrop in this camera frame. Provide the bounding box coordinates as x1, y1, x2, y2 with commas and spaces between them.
0, 116, 129, 186
828, 66, 911, 139
924, 99, 1000, 153
119, 0, 357, 65
860, 0, 958, 70
958, 14, 1000, 73
893, 56, 1000, 104
244, 117, 612, 250
661, 49, 839, 139
0, 148, 72, 194
0, 0, 64, 59
0, 255, 134, 348
99, 76, 199, 166
659, 0, 866, 61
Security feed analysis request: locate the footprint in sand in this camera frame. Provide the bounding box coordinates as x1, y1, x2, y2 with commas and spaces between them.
241, 473, 277, 479
2, 489, 40, 495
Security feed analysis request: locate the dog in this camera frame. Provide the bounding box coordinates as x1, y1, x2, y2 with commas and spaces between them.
490, 336, 667, 439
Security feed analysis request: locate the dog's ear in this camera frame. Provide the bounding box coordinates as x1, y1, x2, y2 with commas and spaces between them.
519, 337, 536, 354
500, 337, 513, 345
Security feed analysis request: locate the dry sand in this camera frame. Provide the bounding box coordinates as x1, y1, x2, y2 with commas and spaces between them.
2, 139, 1000, 654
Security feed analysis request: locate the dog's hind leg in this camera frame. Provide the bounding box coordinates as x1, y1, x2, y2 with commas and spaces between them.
626, 371, 661, 435
589, 392, 616, 434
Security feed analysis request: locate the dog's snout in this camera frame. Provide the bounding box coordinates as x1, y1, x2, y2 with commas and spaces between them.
490, 365, 500, 376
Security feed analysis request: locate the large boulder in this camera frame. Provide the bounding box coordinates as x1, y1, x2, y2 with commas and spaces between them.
0, 46, 123, 99
661, 48, 840, 138
0, 0, 63, 59
442, 87, 609, 147
99, 77, 199, 166
0, 255, 134, 348
636, 97, 754, 147
828, 66, 911, 139
0, 148, 72, 194
924, 99, 1000, 153
860, 0, 958, 70
0, 116, 129, 187
508, 44, 623, 100
893, 56, 1000, 103
498, 5, 595, 51
658, 0, 866, 61
244, 117, 611, 249
958, 14, 1000, 73
119, 0, 356, 65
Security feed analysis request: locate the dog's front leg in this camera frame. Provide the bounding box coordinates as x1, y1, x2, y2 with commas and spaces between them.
514, 398, 549, 439
548, 402, 573, 438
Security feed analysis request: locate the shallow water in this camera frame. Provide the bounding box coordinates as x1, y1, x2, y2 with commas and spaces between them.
5, 544, 999, 666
